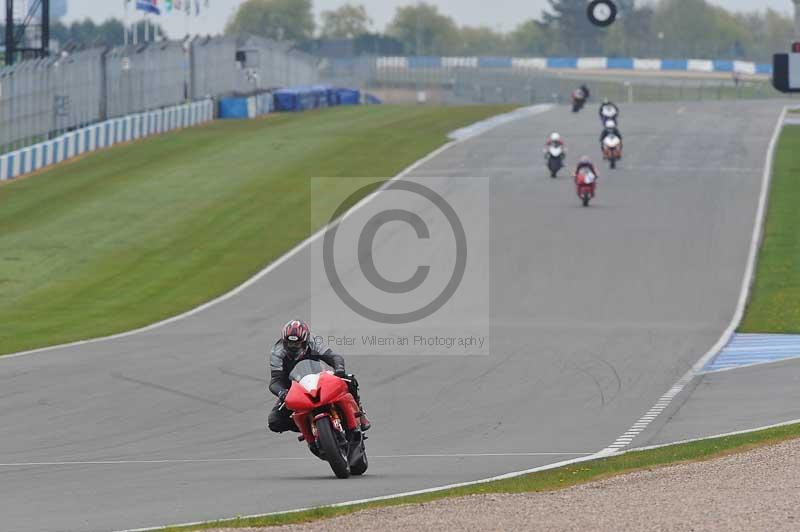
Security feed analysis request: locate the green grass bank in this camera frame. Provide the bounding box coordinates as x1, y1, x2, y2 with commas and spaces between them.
740, 125, 800, 333
0, 105, 513, 355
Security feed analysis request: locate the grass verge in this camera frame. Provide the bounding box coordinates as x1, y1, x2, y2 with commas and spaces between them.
740, 125, 800, 333
159, 421, 800, 531
0, 105, 514, 355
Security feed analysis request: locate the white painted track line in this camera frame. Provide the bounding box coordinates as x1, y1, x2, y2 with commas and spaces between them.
0, 452, 592, 468
599, 105, 790, 455
115, 417, 800, 532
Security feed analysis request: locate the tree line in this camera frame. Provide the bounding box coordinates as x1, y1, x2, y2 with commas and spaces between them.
1, 0, 791, 62
226, 0, 793, 62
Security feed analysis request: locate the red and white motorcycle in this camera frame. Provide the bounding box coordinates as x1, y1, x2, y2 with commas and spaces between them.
575, 167, 598, 207
283, 360, 368, 479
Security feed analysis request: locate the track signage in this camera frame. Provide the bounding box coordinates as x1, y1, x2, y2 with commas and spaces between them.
772, 46, 800, 93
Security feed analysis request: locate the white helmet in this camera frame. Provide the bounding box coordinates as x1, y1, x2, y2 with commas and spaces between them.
605, 120, 616, 129
550, 132, 561, 142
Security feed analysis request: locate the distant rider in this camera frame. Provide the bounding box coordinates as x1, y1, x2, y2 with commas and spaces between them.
544, 132, 566, 155
267, 320, 370, 433
600, 120, 623, 145
599, 99, 619, 122
580, 84, 591, 101
575, 156, 599, 197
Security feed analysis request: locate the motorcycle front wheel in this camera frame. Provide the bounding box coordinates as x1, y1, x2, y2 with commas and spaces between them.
316, 417, 350, 479
582, 192, 591, 207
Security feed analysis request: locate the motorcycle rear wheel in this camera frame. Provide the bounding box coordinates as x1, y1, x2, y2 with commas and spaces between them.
316, 417, 350, 479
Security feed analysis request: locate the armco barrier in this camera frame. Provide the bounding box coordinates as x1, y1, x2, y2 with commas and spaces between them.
0, 99, 214, 181
374, 56, 773, 76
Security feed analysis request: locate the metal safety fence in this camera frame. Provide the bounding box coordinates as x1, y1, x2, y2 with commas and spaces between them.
322, 56, 785, 106
0, 35, 319, 154
0, 99, 214, 181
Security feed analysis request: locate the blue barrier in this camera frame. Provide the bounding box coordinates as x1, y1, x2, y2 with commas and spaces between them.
272, 86, 363, 111
312, 86, 331, 108
661, 59, 689, 70
219, 98, 249, 119
273, 89, 311, 112
756, 63, 773, 75
336, 88, 361, 106
547, 57, 578, 69
326, 87, 340, 106
607, 57, 634, 70
713, 60, 734, 72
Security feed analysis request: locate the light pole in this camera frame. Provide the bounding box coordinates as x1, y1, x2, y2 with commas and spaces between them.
794, 0, 800, 39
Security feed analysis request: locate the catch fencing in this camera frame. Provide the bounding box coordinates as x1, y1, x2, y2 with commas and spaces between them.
323, 56, 783, 105
0, 35, 319, 154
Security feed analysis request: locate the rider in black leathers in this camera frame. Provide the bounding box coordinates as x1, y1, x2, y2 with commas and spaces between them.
600, 121, 623, 145
599, 99, 619, 122
267, 320, 370, 433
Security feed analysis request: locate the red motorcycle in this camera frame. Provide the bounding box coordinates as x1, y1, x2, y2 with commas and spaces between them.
284, 359, 368, 479
574, 167, 597, 207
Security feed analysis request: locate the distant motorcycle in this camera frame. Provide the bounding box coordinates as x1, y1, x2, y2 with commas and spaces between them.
602, 117, 618, 130
572, 89, 587, 113
602, 134, 622, 169
283, 359, 368, 479
546, 144, 565, 178
575, 168, 597, 207
599, 103, 619, 125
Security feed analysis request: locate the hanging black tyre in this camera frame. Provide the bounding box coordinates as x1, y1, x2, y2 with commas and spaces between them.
316, 417, 350, 479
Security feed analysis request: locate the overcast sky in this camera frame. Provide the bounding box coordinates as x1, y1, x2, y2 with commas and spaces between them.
13, 0, 796, 37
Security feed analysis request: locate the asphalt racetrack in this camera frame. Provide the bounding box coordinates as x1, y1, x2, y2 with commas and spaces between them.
0, 101, 786, 532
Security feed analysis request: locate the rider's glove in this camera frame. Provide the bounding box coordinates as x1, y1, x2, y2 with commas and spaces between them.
277, 389, 288, 403
334, 369, 348, 379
